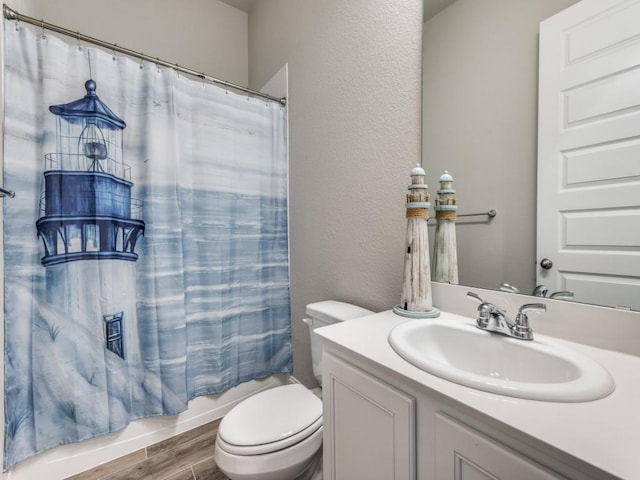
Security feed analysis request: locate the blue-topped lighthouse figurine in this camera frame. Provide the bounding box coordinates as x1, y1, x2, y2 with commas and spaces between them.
36, 79, 145, 366
393, 165, 440, 318
432, 171, 459, 284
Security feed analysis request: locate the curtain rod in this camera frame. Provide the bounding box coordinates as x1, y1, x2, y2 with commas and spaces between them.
2, 4, 287, 106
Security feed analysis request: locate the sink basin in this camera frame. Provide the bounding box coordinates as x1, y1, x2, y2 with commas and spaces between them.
388, 319, 615, 402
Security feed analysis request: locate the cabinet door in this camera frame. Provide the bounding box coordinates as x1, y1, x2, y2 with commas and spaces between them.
323, 353, 415, 480
435, 414, 566, 480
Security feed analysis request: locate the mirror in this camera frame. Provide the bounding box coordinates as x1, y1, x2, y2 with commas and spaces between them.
421, 0, 638, 310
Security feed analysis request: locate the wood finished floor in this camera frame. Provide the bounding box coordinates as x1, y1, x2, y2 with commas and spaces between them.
65, 419, 229, 480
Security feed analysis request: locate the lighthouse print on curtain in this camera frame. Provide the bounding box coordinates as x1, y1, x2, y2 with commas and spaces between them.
2, 23, 291, 468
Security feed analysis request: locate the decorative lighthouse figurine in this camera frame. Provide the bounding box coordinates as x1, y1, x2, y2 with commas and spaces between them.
393, 165, 440, 318
432, 171, 459, 284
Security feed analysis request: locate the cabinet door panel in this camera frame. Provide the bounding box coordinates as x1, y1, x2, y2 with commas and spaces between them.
323, 353, 415, 480
435, 414, 566, 480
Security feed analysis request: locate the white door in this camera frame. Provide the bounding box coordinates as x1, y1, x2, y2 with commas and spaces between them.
537, 0, 640, 310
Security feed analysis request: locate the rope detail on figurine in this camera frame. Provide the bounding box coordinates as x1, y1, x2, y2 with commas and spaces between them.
435, 210, 456, 220
406, 208, 429, 219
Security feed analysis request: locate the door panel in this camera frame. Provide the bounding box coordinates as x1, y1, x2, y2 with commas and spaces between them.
537, 0, 640, 309
435, 414, 565, 480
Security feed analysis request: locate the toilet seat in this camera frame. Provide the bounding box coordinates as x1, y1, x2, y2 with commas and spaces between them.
217, 416, 322, 455
214, 423, 323, 480
217, 384, 322, 456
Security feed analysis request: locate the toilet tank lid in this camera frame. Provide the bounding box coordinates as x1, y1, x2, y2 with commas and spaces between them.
305, 300, 374, 324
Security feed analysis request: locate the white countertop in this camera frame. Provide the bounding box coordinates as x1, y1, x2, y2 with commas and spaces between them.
316, 309, 640, 480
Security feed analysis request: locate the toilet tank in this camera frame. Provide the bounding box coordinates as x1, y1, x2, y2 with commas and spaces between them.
303, 300, 374, 386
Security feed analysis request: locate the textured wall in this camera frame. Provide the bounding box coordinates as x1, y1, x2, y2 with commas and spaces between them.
248, 0, 424, 387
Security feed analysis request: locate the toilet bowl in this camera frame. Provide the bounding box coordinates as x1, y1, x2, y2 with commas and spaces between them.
214, 301, 374, 480
214, 383, 323, 480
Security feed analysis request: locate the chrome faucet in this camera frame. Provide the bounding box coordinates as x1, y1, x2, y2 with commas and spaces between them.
501, 282, 574, 300
531, 284, 549, 297
466, 291, 546, 341
532, 284, 574, 300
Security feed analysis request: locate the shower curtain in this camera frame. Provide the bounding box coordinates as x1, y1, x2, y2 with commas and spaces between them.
2, 22, 291, 469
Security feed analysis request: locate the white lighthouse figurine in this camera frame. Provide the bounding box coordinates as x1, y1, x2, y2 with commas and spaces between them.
393, 165, 440, 318
432, 171, 459, 284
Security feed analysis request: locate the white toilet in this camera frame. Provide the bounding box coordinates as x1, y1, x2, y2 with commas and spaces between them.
214, 300, 374, 480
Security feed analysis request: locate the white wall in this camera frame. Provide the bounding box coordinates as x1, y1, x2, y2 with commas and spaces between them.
422, 0, 578, 294
247, 0, 424, 387
10, 0, 249, 86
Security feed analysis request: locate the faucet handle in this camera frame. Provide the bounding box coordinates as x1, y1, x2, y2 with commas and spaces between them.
466, 291, 485, 304
517, 303, 547, 317
467, 292, 499, 328
499, 283, 520, 293
549, 290, 574, 300
513, 303, 546, 340
467, 291, 504, 315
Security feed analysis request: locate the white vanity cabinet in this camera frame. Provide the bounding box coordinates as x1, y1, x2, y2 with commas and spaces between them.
322, 353, 416, 480
316, 309, 637, 479
321, 345, 609, 480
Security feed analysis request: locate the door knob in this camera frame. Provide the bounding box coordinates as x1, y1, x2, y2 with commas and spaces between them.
540, 258, 553, 270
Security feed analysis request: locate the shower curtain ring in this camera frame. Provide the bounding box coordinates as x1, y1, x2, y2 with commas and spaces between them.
156, 58, 160, 73
40, 19, 45, 38
112, 44, 117, 61
139, 55, 144, 69
76, 31, 82, 51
